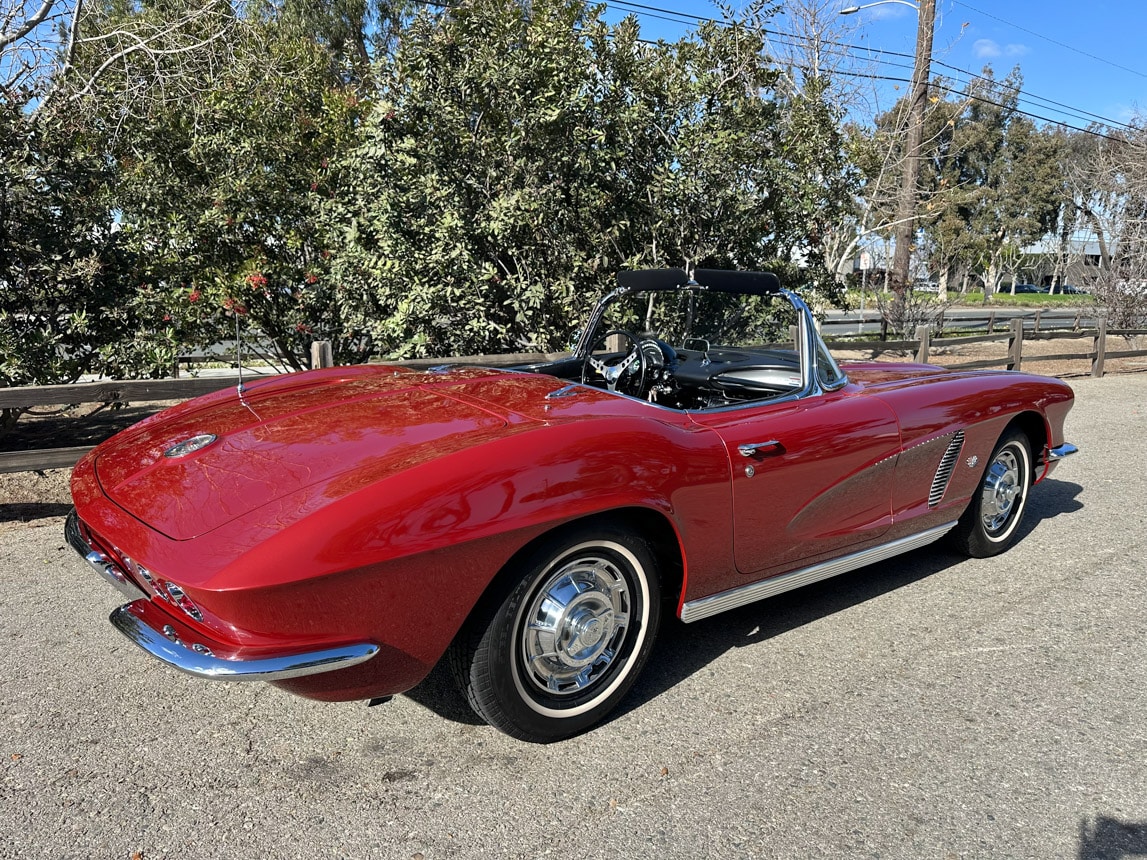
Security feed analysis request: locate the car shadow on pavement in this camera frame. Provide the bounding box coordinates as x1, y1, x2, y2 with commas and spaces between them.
1078, 815, 1147, 860
401, 478, 1083, 732
616, 477, 1084, 726
404, 660, 485, 726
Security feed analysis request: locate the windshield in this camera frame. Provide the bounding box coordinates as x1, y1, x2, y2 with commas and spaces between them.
589, 288, 798, 351
531, 272, 846, 412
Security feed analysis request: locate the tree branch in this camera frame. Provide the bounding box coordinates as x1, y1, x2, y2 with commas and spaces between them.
0, 0, 55, 51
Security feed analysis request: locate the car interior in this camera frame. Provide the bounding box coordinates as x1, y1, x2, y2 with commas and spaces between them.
512, 270, 823, 410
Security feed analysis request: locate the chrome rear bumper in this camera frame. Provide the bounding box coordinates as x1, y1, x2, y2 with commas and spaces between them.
65, 510, 148, 602
111, 602, 379, 682
67, 508, 379, 682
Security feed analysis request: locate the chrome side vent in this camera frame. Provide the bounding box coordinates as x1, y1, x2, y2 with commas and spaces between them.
929, 430, 965, 507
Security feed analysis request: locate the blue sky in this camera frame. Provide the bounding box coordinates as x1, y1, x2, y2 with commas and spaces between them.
599, 0, 1146, 132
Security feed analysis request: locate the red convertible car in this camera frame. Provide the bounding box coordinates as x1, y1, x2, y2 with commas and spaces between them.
67, 269, 1076, 742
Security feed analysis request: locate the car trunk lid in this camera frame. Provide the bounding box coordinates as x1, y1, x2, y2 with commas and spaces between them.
94, 370, 509, 540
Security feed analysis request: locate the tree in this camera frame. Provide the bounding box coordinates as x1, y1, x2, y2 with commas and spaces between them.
54, 1, 376, 369
1068, 121, 1147, 327
913, 68, 1062, 297
326, 0, 853, 359
0, 98, 145, 436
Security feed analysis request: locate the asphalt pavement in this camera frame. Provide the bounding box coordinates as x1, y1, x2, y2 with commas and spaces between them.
1, 373, 1144, 860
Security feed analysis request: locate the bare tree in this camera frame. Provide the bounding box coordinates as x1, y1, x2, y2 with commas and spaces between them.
1073, 121, 1147, 327
4, 0, 240, 123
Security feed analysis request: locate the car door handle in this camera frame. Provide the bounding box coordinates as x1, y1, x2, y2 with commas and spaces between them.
738, 440, 783, 458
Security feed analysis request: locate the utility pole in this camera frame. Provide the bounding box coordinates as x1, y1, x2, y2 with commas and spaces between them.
890, 0, 936, 294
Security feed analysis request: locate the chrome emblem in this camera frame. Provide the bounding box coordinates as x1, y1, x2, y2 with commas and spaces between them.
163, 434, 217, 458
966, 455, 979, 468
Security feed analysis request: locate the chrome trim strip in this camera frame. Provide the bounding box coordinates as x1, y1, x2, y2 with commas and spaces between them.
1047, 443, 1078, 461
928, 430, 965, 507
65, 509, 149, 602
680, 521, 957, 623
110, 603, 379, 682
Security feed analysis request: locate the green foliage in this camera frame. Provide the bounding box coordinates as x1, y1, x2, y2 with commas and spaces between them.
0, 100, 151, 387
326, 0, 851, 359
0, 96, 177, 438
2, 0, 856, 399
860, 67, 1067, 297
80, 13, 370, 368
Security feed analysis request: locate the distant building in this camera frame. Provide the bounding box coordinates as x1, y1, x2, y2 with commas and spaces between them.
1020, 236, 1104, 289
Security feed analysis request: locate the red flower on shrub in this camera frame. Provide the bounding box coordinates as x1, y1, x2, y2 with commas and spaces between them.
246, 272, 268, 290
305, 273, 319, 284
295, 323, 313, 334
188, 289, 202, 303
223, 297, 248, 316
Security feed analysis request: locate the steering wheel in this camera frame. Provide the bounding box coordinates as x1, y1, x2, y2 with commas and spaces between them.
581, 328, 647, 396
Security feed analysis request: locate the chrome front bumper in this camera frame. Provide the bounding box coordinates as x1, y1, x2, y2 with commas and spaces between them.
67, 509, 378, 682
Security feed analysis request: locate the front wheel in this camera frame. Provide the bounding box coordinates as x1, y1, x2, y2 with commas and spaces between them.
951, 428, 1033, 557
450, 525, 662, 742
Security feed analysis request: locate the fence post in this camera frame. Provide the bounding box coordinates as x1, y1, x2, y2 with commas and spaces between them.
1034, 309, 1042, 332
987, 311, 996, 334
311, 340, 334, 369
1092, 318, 1107, 378
935, 310, 945, 337
1008, 318, 1024, 371
1074, 310, 1081, 332
789, 324, 799, 351
915, 324, 931, 364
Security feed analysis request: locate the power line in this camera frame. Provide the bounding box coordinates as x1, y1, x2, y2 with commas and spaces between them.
410, 0, 1131, 141
603, 0, 1134, 136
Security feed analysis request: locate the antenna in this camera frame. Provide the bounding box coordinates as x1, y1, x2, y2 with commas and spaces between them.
235, 309, 245, 400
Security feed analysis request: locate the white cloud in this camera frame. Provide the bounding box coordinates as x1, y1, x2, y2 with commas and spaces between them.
1005, 43, 1030, 57
973, 38, 1001, 59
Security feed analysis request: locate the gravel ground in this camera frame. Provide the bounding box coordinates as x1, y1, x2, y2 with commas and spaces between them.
0, 374, 1144, 860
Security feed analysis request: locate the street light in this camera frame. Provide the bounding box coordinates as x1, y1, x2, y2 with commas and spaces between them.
840, 1, 919, 13
842, 0, 936, 295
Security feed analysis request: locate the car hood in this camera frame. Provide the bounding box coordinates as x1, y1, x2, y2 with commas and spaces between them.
94, 366, 517, 540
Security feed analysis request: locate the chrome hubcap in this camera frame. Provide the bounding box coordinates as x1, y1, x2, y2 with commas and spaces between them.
520, 555, 631, 696
981, 447, 1022, 533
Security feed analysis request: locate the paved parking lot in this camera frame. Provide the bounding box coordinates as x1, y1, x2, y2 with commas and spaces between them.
1, 374, 1144, 860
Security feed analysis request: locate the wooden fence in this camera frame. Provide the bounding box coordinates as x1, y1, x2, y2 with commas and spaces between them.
3, 320, 1145, 474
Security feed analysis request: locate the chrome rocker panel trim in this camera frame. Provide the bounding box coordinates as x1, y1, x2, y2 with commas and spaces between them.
110, 602, 379, 682
680, 521, 957, 623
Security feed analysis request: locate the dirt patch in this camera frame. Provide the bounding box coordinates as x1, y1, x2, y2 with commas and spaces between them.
0, 468, 73, 531
837, 331, 1147, 379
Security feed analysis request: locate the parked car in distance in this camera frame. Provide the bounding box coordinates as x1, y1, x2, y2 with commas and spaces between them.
67, 268, 1078, 742
1055, 284, 1088, 295
1010, 283, 1047, 294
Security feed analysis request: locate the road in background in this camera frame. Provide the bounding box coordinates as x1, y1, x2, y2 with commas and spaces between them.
1, 374, 1143, 860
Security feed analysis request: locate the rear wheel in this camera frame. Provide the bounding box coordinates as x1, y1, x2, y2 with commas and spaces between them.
450, 524, 661, 742
951, 428, 1033, 557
